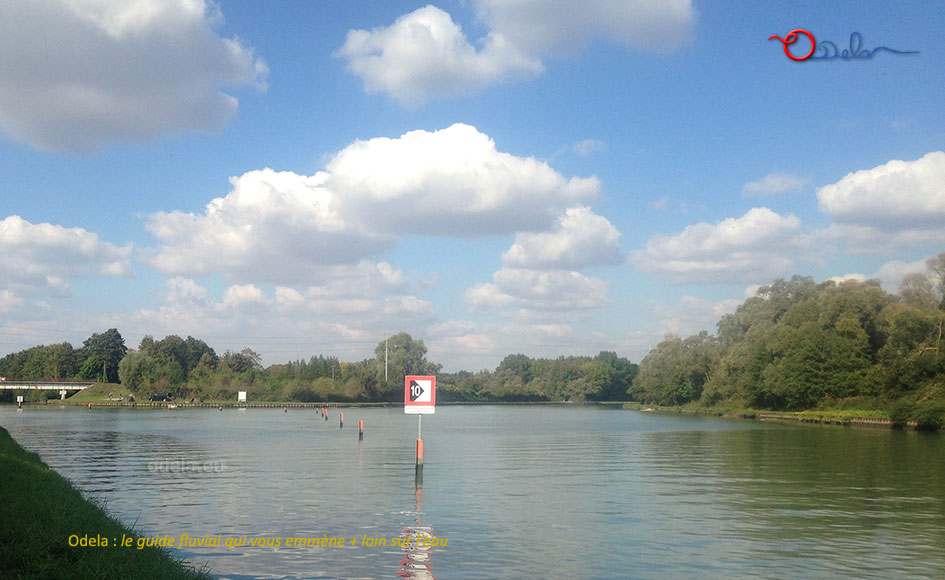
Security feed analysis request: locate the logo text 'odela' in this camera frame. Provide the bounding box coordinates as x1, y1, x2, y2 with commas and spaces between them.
769, 30, 918, 61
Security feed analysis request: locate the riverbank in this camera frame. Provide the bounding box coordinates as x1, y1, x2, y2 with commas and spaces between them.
9, 387, 939, 432
623, 402, 943, 431
0, 426, 210, 580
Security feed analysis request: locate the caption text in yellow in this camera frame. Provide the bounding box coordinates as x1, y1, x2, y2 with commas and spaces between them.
68, 533, 447, 550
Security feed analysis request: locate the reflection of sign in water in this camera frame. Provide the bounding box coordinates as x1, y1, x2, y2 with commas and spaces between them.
397, 487, 436, 579
404, 376, 435, 414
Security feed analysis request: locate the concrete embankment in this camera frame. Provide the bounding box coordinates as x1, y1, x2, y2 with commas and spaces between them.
755, 413, 902, 428
632, 404, 917, 430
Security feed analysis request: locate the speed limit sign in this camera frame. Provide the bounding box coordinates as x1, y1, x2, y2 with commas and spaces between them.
404, 376, 435, 414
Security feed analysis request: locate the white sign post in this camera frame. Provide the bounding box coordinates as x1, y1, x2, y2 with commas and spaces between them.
238, 391, 247, 403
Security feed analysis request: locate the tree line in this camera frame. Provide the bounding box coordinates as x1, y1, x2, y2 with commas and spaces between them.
0, 329, 636, 403
0, 329, 127, 384
2, 252, 942, 411
633, 252, 945, 420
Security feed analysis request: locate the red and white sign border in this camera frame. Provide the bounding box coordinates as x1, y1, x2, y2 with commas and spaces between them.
404, 375, 436, 414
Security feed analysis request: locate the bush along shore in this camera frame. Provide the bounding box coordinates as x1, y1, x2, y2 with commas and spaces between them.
0, 426, 210, 580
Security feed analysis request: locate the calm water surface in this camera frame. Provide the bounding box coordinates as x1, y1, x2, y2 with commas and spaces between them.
2, 405, 944, 579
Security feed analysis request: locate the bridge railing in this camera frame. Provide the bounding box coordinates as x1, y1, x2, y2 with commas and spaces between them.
0, 380, 95, 390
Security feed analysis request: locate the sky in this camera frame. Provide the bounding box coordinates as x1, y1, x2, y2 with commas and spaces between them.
1, 1, 944, 372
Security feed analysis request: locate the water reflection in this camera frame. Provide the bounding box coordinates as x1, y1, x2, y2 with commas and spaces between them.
3, 406, 945, 579
398, 485, 436, 579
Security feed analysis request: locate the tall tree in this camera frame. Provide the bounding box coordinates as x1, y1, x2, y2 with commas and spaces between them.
374, 333, 441, 388
900, 273, 938, 310
221, 348, 262, 374
81, 329, 127, 383
633, 332, 717, 405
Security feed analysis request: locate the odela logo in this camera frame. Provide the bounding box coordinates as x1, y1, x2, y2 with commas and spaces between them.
769, 30, 918, 61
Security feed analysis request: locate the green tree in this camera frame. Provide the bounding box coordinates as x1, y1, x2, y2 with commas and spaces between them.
594, 351, 637, 401
221, 348, 262, 374
118, 351, 157, 392
497, 353, 533, 383
877, 303, 944, 397
900, 273, 938, 310
578, 360, 612, 400
374, 333, 441, 393
81, 329, 127, 383
634, 332, 717, 405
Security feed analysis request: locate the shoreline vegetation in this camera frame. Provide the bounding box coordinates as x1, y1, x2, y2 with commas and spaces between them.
0, 426, 210, 580
2, 253, 944, 432
4, 390, 934, 432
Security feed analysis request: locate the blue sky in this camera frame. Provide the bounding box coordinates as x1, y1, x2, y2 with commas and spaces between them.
1, 0, 944, 371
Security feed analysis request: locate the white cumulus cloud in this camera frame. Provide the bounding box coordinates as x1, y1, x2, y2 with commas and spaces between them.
465, 268, 610, 312
143, 124, 600, 282
338, 1, 695, 106
0, 0, 267, 152
143, 168, 384, 282
817, 151, 945, 250
126, 275, 436, 364
336, 5, 541, 107
629, 207, 807, 283
0, 215, 133, 294
503, 206, 622, 269
326, 123, 599, 236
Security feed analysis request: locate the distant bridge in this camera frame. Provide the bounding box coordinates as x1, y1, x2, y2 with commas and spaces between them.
0, 380, 94, 391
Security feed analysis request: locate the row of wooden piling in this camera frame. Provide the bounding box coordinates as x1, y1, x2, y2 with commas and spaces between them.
310, 407, 364, 441
317, 406, 420, 484
81, 402, 422, 484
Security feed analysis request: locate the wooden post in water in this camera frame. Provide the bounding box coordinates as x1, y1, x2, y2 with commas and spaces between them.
340, 411, 344, 428
358, 419, 364, 441
415, 414, 423, 486
415, 437, 423, 486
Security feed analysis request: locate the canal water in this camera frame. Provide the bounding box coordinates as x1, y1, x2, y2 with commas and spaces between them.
2, 405, 944, 579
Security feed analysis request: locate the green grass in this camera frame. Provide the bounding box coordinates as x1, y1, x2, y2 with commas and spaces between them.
622, 401, 897, 424
0, 427, 210, 580
49, 383, 133, 404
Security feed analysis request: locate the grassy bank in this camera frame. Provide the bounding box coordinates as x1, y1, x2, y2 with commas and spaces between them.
622, 401, 945, 431
0, 426, 209, 580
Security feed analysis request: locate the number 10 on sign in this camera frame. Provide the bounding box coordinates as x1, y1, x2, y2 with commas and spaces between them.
405, 375, 435, 414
